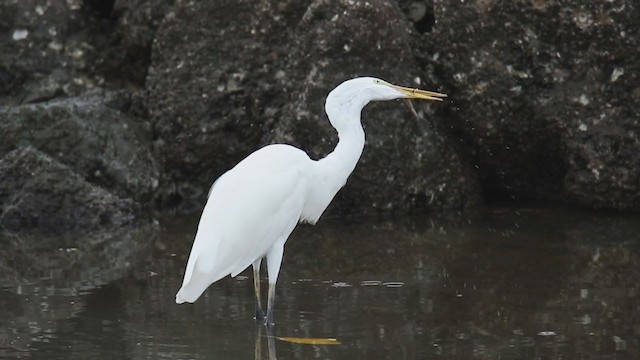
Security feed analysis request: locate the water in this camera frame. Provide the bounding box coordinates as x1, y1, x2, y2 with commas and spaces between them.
0, 208, 638, 359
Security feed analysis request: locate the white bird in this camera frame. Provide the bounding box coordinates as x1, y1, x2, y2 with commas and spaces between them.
175, 77, 446, 325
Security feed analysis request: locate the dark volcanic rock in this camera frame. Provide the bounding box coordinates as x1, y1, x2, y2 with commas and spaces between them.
109, 0, 176, 86
0, 94, 159, 203
430, 0, 640, 210
148, 0, 479, 212
0, 0, 111, 104
2, 0, 637, 219
0, 0, 173, 105
270, 0, 479, 213
147, 0, 314, 206
0, 147, 134, 230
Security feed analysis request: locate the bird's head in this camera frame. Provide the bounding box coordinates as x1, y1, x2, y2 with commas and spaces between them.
325, 77, 446, 130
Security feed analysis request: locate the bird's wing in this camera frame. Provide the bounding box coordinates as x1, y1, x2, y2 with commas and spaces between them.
176, 145, 312, 303
206, 177, 219, 198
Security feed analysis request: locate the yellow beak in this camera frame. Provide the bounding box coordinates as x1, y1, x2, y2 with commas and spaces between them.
389, 84, 447, 101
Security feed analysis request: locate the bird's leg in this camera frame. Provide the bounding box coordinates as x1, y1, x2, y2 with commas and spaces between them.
253, 259, 265, 320
266, 282, 276, 328
266, 239, 285, 327
255, 321, 277, 360
266, 323, 277, 360
255, 321, 263, 360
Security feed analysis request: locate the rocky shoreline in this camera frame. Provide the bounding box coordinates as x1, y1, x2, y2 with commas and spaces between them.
1, 0, 637, 230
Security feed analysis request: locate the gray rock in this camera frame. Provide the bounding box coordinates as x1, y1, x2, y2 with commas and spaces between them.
0, 0, 173, 105
107, 0, 176, 86
0, 94, 159, 203
147, 0, 314, 207
430, 0, 640, 210
113, 0, 175, 48
147, 0, 479, 212
0, 0, 105, 104
0, 146, 134, 230
2, 0, 636, 217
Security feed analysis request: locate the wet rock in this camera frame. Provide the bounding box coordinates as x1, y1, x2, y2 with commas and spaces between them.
0, 0, 172, 105
0, 93, 159, 203
113, 0, 175, 49
396, 0, 435, 34
147, 0, 313, 207
430, 1, 640, 210
108, 0, 176, 86
0, 146, 134, 230
147, 0, 479, 212
2, 0, 636, 217
269, 0, 479, 213
0, 0, 104, 104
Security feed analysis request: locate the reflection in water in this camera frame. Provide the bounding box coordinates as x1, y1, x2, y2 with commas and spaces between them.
255, 325, 277, 360
0, 223, 158, 358
0, 208, 638, 359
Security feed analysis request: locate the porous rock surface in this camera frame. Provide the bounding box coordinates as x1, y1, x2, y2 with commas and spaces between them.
147, 0, 480, 213
430, 0, 640, 209
0, 146, 134, 230
0, 0, 638, 232
0, 93, 159, 203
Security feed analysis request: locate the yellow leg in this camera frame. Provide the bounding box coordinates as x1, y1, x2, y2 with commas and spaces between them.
252, 259, 265, 320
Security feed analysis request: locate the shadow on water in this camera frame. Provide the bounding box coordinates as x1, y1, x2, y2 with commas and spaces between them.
0, 207, 638, 359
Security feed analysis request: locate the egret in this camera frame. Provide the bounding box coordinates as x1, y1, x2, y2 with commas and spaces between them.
175, 77, 446, 325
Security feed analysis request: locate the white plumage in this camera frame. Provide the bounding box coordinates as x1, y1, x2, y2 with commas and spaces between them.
175, 77, 446, 324
176, 145, 312, 303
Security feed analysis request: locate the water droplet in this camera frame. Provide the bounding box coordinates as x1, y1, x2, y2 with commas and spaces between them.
361, 280, 381, 286
12, 29, 29, 41
331, 281, 352, 288
538, 331, 556, 336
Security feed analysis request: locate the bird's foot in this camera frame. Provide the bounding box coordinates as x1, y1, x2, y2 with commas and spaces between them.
265, 308, 275, 328
254, 309, 266, 321
265, 318, 275, 329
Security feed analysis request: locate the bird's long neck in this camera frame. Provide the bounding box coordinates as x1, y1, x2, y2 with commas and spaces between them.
317, 112, 365, 185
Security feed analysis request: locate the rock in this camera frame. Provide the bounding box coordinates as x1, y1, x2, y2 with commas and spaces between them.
107, 0, 176, 86
0, 0, 172, 105
2, 0, 636, 216
0, 146, 134, 230
147, 0, 479, 212
0, 93, 159, 203
113, 0, 175, 49
396, 0, 435, 34
147, 0, 313, 207
0, 0, 105, 104
430, 0, 640, 210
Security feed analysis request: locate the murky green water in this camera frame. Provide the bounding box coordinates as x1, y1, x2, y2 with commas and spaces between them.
0, 208, 638, 359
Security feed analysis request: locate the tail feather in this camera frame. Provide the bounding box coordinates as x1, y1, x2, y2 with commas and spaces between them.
175, 283, 206, 304
175, 255, 210, 304
175, 255, 231, 304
